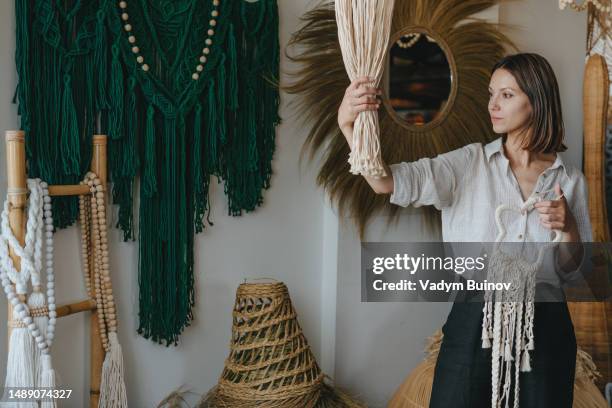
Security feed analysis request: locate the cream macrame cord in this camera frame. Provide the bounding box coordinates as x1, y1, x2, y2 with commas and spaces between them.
481, 188, 564, 408
1, 179, 58, 408
335, 0, 395, 178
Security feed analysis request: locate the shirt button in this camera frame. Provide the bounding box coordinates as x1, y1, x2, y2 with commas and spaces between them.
518, 234, 523, 239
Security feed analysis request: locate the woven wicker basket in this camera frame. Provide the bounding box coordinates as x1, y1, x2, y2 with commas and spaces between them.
196, 281, 365, 408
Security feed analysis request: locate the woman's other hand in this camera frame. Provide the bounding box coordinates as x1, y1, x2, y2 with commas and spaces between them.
534, 183, 580, 241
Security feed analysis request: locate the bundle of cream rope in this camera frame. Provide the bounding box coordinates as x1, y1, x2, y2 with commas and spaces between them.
335, 0, 395, 178
1, 179, 57, 408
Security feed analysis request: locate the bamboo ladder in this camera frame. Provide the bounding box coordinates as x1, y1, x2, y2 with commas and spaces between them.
5, 130, 106, 407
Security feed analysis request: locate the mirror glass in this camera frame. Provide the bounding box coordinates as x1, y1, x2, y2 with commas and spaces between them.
386, 32, 452, 126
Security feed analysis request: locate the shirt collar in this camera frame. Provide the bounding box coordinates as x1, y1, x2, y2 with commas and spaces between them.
484, 136, 568, 177
484, 137, 503, 161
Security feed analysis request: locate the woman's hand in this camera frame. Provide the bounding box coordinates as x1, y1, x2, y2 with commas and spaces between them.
336, 76, 392, 194
534, 183, 580, 242
338, 76, 381, 143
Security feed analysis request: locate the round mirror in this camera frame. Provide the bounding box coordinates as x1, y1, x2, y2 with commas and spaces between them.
384, 29, 454, 128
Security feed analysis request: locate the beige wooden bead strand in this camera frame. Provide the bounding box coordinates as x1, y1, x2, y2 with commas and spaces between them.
78, 184, 93, 297
79, 172, 121, 350
115, 0, 222, 79
92, 182, 116, 331
89, 180, 109, 351
78, 171, 128, 408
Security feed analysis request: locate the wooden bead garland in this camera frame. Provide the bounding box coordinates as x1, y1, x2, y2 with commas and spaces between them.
78, 172, 118, 353
116, 0, 221, 80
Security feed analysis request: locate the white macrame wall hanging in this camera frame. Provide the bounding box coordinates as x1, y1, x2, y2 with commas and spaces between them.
481, 190, 563, 408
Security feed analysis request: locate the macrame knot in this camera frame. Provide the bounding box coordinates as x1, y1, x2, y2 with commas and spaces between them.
157, 99, 176, 119
111, 43, 120, 58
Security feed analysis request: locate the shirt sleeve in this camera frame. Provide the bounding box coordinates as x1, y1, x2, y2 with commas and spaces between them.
570, 172, 593, 243
389, 144, 474, 210
556, 171, 593, 284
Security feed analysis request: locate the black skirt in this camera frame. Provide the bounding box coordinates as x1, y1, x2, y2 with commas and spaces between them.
429, 294, 577, 408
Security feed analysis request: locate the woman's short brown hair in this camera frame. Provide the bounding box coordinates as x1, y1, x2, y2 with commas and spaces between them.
491, 53, 567, 153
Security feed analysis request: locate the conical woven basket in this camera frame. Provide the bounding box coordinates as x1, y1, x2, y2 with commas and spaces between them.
196, 281, 365, 408
387, 330, 608, 408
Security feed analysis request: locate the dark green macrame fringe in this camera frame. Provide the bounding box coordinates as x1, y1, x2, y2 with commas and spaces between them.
17, 0, 100, 229
14, 0, 280, 346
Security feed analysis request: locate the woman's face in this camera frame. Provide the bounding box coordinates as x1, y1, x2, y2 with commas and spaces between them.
488, 68, 532, 135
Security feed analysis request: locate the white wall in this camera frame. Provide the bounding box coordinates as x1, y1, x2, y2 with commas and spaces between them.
0, 0, 588, 407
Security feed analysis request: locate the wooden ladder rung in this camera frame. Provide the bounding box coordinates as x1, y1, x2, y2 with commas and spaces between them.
56, 298, 97, 318
48, 184, 90, 197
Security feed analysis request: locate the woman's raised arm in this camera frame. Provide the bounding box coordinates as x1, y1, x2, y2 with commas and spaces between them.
337, 76, 474, 208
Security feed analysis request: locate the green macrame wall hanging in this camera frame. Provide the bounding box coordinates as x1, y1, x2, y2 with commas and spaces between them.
14, 0, 280, 346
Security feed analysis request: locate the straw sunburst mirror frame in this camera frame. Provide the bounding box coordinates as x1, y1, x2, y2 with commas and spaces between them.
285, 0, 516, 236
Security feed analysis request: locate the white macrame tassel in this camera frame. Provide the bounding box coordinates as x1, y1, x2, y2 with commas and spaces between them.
481, 301, 493, 348
482, 336, 491, 349
39, 353, 57, 408
335, 0, 395, 178
520, 349, 532, 372
504, 340, 514, 362
2, 309, 38, 408
99, 332, 128, 408
27, 291, 46, 385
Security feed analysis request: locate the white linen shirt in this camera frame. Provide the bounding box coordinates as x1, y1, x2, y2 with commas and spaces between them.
389, 137, 593, 286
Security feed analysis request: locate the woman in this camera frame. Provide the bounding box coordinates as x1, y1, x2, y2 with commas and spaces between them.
337, 53, 592, 407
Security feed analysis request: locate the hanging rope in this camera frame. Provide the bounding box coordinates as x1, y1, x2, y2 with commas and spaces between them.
1, 179, 58, 408
335, 0, 395, 178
